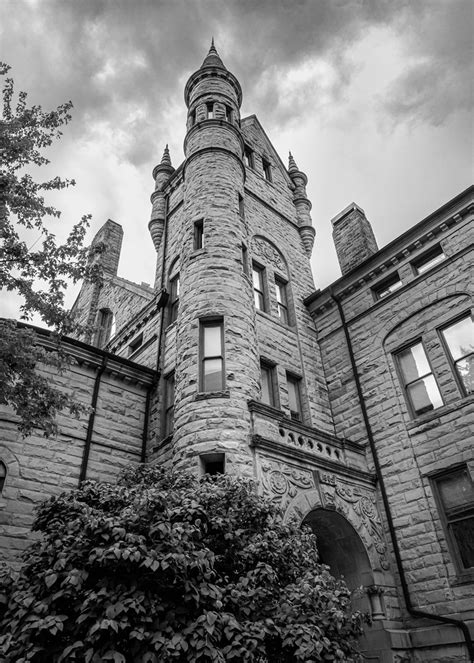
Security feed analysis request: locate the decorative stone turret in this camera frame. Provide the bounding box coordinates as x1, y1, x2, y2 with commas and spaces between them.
331, 202, 378, 275
288, 152, 315, 257
149, 145, 175, 252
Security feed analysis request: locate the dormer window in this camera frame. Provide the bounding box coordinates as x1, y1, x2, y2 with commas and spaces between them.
206, 102, 214, 119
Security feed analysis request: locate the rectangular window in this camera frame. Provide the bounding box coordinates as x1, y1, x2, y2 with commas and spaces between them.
441, 314, 474, 395
244, 146, 254, 169
200, 319, 224, 392
373, 272, 402, 300
252, 263, 266, 311
194, 219, 204, 250
241, 243, 249, 275
169, 274, 180, 324
412, 244, 445, 275
432, 466, 474, 572
260, 361, 277, 407
238, 193, 245, 218
95, 308, 114, 348
224, 105, 232, 122
286, 373, 302, 422
129, 332, 143, 357
262, 158, 272, 181
200, 453, 225, 476
164, 372, 175, 437
275, 277, 289, 324
395, 342, 443, 416
206, 102, 214, 119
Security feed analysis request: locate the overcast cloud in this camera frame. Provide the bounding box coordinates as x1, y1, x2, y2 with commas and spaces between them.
1, 0, 472, 319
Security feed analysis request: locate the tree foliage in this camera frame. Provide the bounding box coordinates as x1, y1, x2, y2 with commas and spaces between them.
0, 467, 366, 662
0, 63, 99, 436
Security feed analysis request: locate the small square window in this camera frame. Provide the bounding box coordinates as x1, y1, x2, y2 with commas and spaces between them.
431, 466, 474, 573
194, 219, 204, 250
200, 453, 225, 476
286, 373, 302, 422
129, 333, 143, 357
252, 263, 266, 311
262, 158, 272, 181
373, 273, 402, 300
440, 314, 474, 395
395, 342, 443, 416
412, 245, 445, 275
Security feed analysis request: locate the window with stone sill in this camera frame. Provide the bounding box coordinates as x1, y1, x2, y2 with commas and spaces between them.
260, 360, 278, 408
200, 318, 225, 392
394, 341, 443, 417
440, 314, 474, 396
431, 465, 474, 574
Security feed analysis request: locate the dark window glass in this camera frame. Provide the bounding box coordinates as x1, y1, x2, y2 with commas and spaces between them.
261, 362, 277, 407
287, 374, 302, 421
262, 158, 272, 181
396, 342, 443, 415
238, 193, 245, 218
194, 219, 204, 250
441, 315, 474, 394
244, 146, 254, 169
242, 244, 249, 275
373, 273, 402, 300
200, 320, 224, 392
0, 461, 6, 494
252, 264, 266, 311
413, 245, 445, 274
169, 274, 180, 324
201, 454, 225, 475
164, 372, 175, 437
275, 278, 289, 324
129, 333, 143, 356
206, 102, 214, 119
433, 466, 474, 571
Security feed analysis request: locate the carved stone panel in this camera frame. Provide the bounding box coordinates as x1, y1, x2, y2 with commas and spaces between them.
251, 236, 288, 276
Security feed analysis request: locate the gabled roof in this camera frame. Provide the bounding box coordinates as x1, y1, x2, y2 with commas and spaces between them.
241, 114, 293, 187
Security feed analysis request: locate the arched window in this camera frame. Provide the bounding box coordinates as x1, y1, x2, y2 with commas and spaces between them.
95, 308, 114, 348
0, 461, 6, 494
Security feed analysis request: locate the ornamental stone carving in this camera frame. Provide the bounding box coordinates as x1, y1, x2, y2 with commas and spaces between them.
251, 236, 288, 276
260, 458, 314, 513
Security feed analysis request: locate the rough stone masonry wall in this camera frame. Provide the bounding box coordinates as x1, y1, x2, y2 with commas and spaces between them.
0, 336, 154, 569
313, 215, 473, 657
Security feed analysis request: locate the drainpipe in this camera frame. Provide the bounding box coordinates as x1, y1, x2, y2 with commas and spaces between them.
329, 289, 473, 661
79, 356, 107, 485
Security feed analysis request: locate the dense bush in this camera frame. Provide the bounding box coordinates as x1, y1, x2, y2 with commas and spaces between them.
0, 466, 365, 662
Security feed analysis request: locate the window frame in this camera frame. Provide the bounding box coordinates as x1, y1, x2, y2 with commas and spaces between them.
274, 276, 289, 324
95, 308, 114, 348
262, 157, 272, 182
241, 243, 249, 276
430, 464, 474, 577
200, 453, 225, 476
128, 332, 143, 357
244, 146, 254, 169
372, 272, 403, 300
193, 219, 204, 251
163, 371, 175, 438
394, 339, 443, 417
260, 360, 279, 408
169, 273, 180, 324
286, 372, 303, 422
439, 312, 474, 397
206, 102, 214, 120
199, 318, 225, 393
252, 262, 267, 312
412, 244, 445, 275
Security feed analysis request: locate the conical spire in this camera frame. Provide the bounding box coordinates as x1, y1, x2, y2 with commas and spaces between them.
201, 38, 227, 70
161, 144, 172, 168
288, 151, 298, 173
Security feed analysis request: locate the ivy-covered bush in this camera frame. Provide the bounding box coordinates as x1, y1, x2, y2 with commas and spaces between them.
0, 466, 365, 662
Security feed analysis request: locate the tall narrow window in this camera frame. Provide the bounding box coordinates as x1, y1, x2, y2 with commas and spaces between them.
189, 109, 196, 127
252, 263, 266, 311
206, 102, 214, 119
241, 244, 249, 276
432, 466, 474, 572
261, 361, 277, 407
169, 274, 180, 324
200, 319, 224, 392
224, 105, 232, 122
238, 193, 245, 218
441, 315, 474, 395
275, 277, 289, 324
0, 461, 6, 494
244, 146, 254, 169
286, 374, 302, 422
194, 219, 204, 250
164, 372, 175, 437
95, 308, 114, 348
262, 158, 272, 182
395, 342, 443, 416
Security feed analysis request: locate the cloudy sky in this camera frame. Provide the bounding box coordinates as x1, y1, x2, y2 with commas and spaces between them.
1, 0, 472, 321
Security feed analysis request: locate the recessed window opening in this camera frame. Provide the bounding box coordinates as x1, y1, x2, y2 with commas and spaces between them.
164, 372, 175, 437
190, 109, 196, 127
275, 277, 289, 324
441, 315, 474, 395
206, 102, 214, 119
262, 158, 272, 181
129, 332, 143, 356
95, 308, 114, 348
412, 244, 445, 275
431, 465, 474, 571
0, 461, 6, 494
169, 273, 180, 324
261, 361, 277, 407
244, 146, 254, 169
286, 373, 302, 422
194, 219, 204, 250
200, 453, 225, 476
373, 272, 402, 300
252, 263, 266, 311
395, 342, 443, 416
238, 193, 245, 218
224, 105, 232, 122
200, 319, 225, 392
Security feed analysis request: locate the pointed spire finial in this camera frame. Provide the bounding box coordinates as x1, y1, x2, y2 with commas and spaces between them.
201, 38, 226, 70
288, 151, 298, 173
161, 144, 172, 167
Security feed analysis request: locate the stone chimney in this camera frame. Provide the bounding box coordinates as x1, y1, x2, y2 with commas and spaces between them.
331, 203, 378, 275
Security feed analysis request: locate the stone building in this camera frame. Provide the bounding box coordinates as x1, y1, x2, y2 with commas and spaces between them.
1, 43, 473, 662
